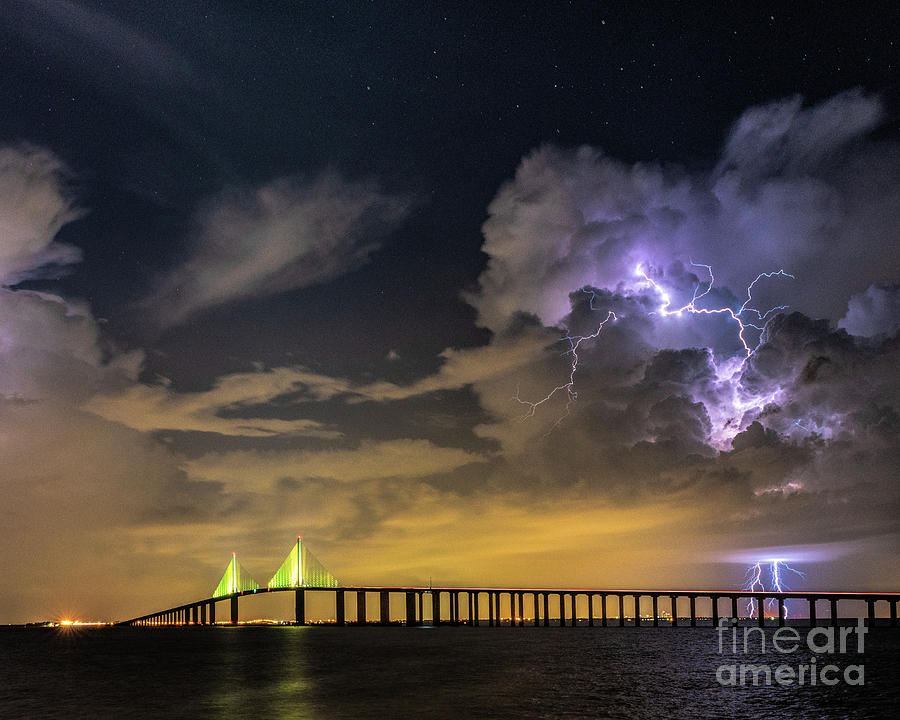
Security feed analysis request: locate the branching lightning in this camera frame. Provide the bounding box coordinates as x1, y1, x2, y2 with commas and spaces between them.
515, 289, 616, 432
636, 262, 794, 357
515, 261, 794, 429
743, 559, 805, 619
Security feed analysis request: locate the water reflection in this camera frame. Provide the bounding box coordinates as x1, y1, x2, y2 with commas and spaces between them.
208, 627, 317, 719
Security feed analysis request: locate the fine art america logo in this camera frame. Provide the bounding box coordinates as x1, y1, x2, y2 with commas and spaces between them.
715, 618, 866, 687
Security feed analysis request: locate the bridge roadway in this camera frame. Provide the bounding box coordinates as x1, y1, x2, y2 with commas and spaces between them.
119, 587, 900, 628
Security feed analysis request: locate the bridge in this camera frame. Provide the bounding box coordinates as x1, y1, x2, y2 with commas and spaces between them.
119, 537, 900, 628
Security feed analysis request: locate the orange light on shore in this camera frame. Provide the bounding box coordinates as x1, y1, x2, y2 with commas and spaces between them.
57, 619, 107, 627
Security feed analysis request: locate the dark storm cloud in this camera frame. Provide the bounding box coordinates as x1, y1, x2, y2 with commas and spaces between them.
428, 92, 899, 570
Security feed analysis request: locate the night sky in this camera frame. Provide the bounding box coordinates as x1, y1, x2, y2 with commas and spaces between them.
1, 1, 898, 622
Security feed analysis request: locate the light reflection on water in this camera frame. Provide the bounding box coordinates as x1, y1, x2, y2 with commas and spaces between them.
0, 626, 897, 719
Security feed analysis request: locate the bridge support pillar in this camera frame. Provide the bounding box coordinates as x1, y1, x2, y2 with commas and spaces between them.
193, 605, 199, 625
405, 591, 416, 626
571, 594, 577, 627
209, 601, 215, 625
634, 595, 641, 627
432, 591, 441, 626
731, 596, 738, 623
336, 590, 346, 626
542, 593, 549, 627
671, 596, 677, 627
867, 599, 876, 627
689, 596, 696, 627
494, 592, 500, 626
891, 600, 897, 627
230, 596, 238, 625
473, 592, 480, 626
487, 592, 493, 626
652, 595, 659, 627
809, 598, 817, 627
712, 596, 719, 628
559, 593, 566, 627
418, 592, 423, 625
532, 592, 539, 626
295, 589, 306, 625
831, 598, 839, 626
758, 598, 766, 627
200, 603, 206, 625
588, 594, 594, 627
778, 597, 785, 627
357, 590, 366, 624
601, 594, 607, 627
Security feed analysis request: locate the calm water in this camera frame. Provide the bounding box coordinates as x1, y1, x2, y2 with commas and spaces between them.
1, 625, 897, 719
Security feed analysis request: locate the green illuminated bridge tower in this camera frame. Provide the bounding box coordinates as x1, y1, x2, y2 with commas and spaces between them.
265, 536, 337, 623
205, 538, 338, 625
267, 536, 338, 590
119, 536, 900, 628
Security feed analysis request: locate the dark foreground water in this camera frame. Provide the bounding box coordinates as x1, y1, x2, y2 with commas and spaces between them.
1, 625, 897, 719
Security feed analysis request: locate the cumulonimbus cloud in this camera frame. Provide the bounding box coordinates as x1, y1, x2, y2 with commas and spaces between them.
146, 171, 410, 326
468, 88, 899, 334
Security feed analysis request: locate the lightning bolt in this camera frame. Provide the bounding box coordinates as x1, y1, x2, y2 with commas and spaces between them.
514, 289, 616, 432
516, 261, 794, 429
743, 560, 805, 619
744, 561, 766, 618
636, 262, 794, 357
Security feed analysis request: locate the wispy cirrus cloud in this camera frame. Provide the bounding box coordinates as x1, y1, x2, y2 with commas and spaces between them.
145, 172, 409, 326
0, 145, 84, 285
